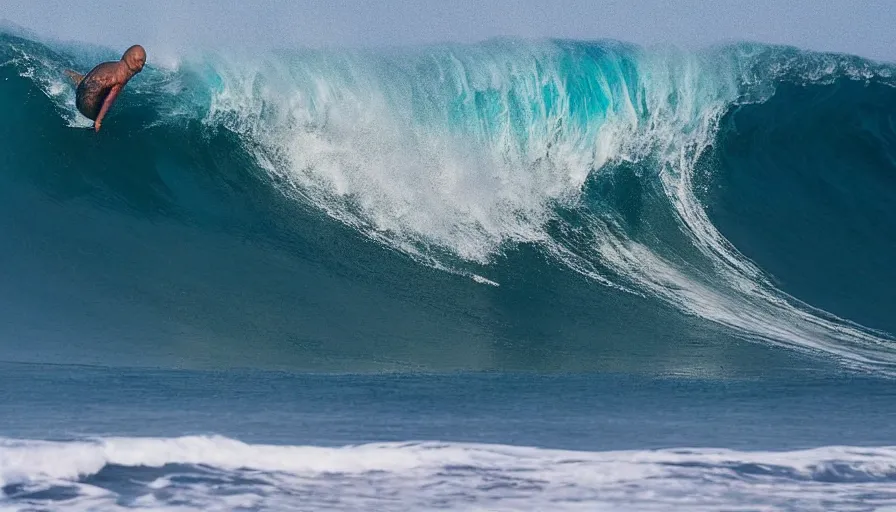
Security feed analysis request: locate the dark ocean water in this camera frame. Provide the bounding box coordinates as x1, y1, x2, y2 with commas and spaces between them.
1, 29, 895, 510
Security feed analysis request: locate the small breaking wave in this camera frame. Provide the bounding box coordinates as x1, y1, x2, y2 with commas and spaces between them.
2, 435, 896, 511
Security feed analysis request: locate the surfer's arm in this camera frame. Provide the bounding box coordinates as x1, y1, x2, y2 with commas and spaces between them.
94, 84, 122, 132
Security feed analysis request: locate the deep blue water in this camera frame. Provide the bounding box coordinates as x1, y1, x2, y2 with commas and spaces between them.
2, 27, 896, 510
2, 363, 895, 451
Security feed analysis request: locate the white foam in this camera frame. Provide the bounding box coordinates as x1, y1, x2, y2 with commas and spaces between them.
204, 43, 611, 268
2, 436, 896, 511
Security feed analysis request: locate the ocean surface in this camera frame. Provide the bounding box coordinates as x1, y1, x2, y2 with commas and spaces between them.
1, 26, 895, 510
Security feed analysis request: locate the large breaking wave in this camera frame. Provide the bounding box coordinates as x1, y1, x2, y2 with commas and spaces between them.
1, 29, 895, 374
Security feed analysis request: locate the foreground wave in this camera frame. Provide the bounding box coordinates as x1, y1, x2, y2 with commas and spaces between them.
1, 435, 895, 511
1, 29, 896, 374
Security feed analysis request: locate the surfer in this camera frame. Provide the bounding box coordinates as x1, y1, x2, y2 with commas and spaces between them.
65, 45, 146, 132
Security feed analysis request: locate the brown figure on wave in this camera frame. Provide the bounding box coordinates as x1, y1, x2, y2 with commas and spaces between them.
65, 45, 146, 132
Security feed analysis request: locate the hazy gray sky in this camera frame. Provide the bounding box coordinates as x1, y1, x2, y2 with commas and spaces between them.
3, 0, 895, 62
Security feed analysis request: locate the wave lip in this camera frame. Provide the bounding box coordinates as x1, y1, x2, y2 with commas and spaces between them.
2, 435, 896, 511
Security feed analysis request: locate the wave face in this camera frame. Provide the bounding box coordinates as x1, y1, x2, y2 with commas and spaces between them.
2, 435, 895, 511
1, 31, 895, 374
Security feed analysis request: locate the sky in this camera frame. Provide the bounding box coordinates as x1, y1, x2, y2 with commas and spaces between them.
3, 0, 895, 62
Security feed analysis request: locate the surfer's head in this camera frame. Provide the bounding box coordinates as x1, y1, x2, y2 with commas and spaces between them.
121, 45, 146, 73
